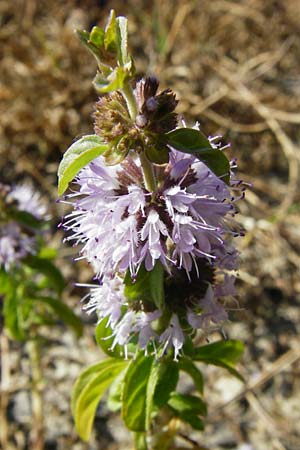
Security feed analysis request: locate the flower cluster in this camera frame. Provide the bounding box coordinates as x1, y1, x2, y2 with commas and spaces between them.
0, 183, 45, 271
63, 94, 246, 359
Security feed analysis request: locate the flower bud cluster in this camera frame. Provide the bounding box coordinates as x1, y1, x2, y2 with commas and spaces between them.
93, 77, 178, 165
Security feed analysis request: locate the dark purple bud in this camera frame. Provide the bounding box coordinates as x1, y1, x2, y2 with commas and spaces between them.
145, 97, 158, 112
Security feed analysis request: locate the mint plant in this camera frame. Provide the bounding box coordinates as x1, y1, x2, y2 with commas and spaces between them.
58, 11, 246, 449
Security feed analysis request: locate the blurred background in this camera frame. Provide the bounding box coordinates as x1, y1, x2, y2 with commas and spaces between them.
1, 0, 300, 449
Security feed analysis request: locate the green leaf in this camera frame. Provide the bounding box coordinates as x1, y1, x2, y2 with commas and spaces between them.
167, 392, 207, 430
122, 354, 154, 431
23, 256, 64, 294
3, 284, 26, 340
166, 128, 230, 184
151, 359, 179, 410
124, 261, 165, 310
0, 269, 11, 295
116, 16, 129, 66
72, 359, 128, 441
193, 340, 245, 381
179, 413, 204, 431
178, 359, 204, 394
107, 368, 127, 412
145, 144, 169, 164
34, 296, 83, 337
93, 66, 127, 93
58, 135, 107, 195
104, 10, 117, 53
95, 317, 124, 358
37, 247, 57, 260
89, 26, 105, 48
9, 209, 44, 230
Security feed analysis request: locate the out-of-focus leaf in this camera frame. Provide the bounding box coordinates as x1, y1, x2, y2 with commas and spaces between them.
3, 284, 27, 341
167, 392, 206, 431
33, 296, 83, 337
9, 209, 44, 230
23, 255, 64, 294
58, 135, 107, 195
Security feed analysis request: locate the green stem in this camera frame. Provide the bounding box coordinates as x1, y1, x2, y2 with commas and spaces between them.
121, 81, 157, 193
121, 82, 138, 120
139, 151, 157, 193
134, 432, 148, 450
28, 338, 44, 450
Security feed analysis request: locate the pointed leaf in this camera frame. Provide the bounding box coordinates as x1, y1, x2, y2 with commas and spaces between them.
116, 16, 129, 65
58, 135, 107, 195
104, 10, 117, 53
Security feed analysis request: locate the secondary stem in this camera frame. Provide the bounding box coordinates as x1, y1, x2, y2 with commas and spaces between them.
28, 338, 44, 450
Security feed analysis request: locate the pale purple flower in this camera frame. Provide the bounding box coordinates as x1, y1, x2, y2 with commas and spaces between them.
0, 223, 35, 271
158, 314, 185, 361
187, 284, 228, 330
8, 183, 47, 219
83, 276, 125, 328
64, 145, 242, 279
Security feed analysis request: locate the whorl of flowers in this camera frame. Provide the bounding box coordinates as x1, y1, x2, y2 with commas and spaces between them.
0, 182, 45, 271
62, 76, 246, 360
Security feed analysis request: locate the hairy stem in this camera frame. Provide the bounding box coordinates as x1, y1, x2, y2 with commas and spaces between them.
28, 339, 44, 450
